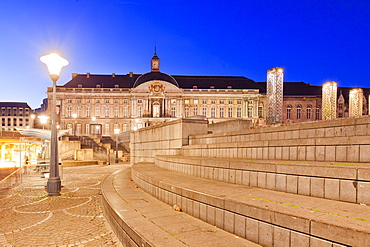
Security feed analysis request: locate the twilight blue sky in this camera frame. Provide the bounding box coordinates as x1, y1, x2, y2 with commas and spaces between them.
0, 0, 369, 109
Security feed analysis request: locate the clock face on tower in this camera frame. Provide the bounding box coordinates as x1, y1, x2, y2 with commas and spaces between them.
152, 61, 158, 67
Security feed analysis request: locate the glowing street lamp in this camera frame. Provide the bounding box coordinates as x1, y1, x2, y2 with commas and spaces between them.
38, 115, 49, 129
40, 52, 68, 196
114, 128, 120, 163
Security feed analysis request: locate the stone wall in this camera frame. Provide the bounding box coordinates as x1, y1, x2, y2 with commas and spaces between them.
208, 119, 253, 134
59, 141, 80, 159
75, 149, 93, 161
184, 116, 370, 163
130, 117, 208, 166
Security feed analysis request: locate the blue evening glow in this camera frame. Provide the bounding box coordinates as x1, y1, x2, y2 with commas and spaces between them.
0, 0, 369, 109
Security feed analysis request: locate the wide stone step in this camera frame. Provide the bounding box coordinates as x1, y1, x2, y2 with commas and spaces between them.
132, 162, 370, 246
102, 167, 260, 247
155, 155, 370, 205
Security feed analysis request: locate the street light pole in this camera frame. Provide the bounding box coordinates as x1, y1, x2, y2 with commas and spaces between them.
40, 53, 68, 196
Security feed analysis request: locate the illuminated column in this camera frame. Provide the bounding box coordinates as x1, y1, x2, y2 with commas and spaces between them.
266, 67, 284, 124
349, 88, 363, 117
322, 81, 337, 120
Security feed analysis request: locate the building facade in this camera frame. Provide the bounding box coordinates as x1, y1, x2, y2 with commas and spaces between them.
0, 102, 34, 130
46, 53, 265, 136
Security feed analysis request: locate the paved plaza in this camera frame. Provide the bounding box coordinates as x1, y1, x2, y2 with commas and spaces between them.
0, 164, 127, 247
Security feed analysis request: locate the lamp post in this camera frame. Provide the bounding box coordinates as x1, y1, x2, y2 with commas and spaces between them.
40, 53, 68, 196
114, 128, 120, 163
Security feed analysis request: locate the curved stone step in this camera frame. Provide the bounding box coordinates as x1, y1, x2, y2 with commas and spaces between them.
132, 162, 370, 246
102, 167, 260, 247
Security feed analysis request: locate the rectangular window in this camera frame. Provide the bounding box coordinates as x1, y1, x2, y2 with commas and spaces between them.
123, 124, 128, 132
211, 100, 216, 104
184, 99, 190, 104
193, 99, 198, 105
202, 107, 207, 116
104, 124, 110, 135
123, 99, 128, 104
258, 106, 263, 118
220, 108, 224, 118
86, 106, 91, 117
220, 100, 224, 104
77, 106, 81, 117
171, 107, 176, 117
67, 99, 72, 103
237, 100, 242, 104
306, 108, 312, 119
114, 99, 119, 104
137, 106, 142, 117
185, 107, 190, 117
86, 124, 90, 135
202, 100, 207, 104
95, 99, 100, 103
76, 99, 81, 103
95, 106, 100, 117
211, 107, 216, 117
297, 108, 301, 119
76, 124, 81, 135
114, 107, 119, 117
237, 108, 242, 117
67, 106, 72, 117
228, 107, 233, 118
229, 100, 233, 104
137, 99, 142, 104
105, 99, 110, 103
105, 106, 110, 117
123, 107, 128, 118
287, 108, 291, 119
248, 107, 253, 118
193, 107, 198, 116
86, 99, 91, 103
316, 108, 320, 120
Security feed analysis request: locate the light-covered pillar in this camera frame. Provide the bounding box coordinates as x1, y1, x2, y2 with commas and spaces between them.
266, 67, 284, 124
349, 88, 363, 117
322, 81, 337, 120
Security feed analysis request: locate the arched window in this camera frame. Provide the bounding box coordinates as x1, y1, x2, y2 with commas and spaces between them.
286, 105, 292, 119
96, 84, 101, 88
306, 105, 312, 119
296, 105, 302, 119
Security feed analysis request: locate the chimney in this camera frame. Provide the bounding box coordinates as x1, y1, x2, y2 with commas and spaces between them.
129, 72, 133, 77
72, 73, 78, 79
87, 73, 90, 78
112, 73, 115, 77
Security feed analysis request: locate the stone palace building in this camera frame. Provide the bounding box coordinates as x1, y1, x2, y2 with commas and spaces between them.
43, 52, 370, 136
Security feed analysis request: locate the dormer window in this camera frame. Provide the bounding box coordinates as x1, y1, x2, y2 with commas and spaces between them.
227, 86, 232, 89
193, 85, 198, 89
114, 84, 119, 88
210, 86, 215, 89
78, 84, 82, 88
96, 84, 101, 88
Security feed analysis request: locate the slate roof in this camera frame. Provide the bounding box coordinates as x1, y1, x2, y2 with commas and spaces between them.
0, 102, 32, 109
62, 73, 262, 90
257, 82, 322, 96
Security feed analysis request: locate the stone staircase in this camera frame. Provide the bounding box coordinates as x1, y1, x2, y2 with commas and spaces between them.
103, 117, 370, 246
131, 156, 370, 246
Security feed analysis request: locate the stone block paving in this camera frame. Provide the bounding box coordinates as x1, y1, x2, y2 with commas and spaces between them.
0, 164, 128, 247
